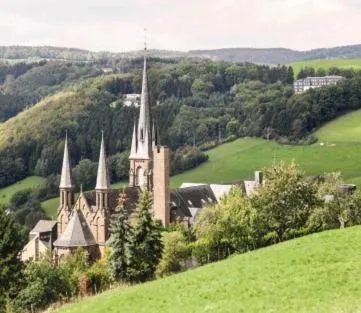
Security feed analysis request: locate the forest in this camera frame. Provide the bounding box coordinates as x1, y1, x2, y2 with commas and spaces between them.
1, 56, 361, 221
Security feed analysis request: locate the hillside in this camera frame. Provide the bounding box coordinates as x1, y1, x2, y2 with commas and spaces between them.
171, 109, 361, 186
39, 109, 361, 217
290, 58, 361, 76
0, 176, 45, 205
56, 226, 361, 313
3, 44, 361, 65
190, 44, 361, 64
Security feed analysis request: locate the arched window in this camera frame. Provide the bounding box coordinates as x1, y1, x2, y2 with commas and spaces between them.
136, 166, 144, 187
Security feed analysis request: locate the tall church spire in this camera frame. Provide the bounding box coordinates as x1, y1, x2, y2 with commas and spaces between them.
96, 131, 110, 190
136, 52, 152, 159
59, 132, 73, 189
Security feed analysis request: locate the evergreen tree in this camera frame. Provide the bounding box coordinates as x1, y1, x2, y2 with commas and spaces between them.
108, 193, 131, 281
126, 190, 163, 282
0, 205, 26, 311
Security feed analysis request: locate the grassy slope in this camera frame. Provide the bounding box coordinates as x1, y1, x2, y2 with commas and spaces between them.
171, 108, 361, 187
290, 58, 361, 76
0, 176, 45, 205
57, 226, 361, 313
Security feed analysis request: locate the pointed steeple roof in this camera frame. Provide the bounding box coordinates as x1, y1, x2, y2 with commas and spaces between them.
96, 132, 110, 190
59, 133, 73, 189
136, 54, 152, 159
53, 210, 96, 247
129, 122, 138, 159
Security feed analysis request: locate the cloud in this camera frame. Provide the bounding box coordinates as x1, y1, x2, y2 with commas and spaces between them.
0, 0, 360, 51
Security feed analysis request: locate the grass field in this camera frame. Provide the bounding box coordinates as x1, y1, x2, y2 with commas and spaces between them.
0, 176, 45, 205
56, 226, 361, 313
290, 58, 361, 76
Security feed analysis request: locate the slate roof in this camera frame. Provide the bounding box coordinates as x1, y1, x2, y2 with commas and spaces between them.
59, 134, 73, 189
170, 185, 218, 218
95, 132, 111, 190
83, 187, 140, 215
54, 210, 96, 247
30, 220, 57, 234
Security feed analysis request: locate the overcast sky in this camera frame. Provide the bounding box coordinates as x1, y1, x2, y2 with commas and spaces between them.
0, 0, 360, 52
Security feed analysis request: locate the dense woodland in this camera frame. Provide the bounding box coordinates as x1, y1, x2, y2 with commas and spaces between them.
1, 56, 361, 205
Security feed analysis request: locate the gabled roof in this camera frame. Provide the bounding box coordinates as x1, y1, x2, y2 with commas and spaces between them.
170, 185, 218, 218
54, 210, 96, 247
30, 220, 57, 234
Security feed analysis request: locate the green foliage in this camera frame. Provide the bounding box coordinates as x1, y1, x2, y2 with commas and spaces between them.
170, 146, 208, 175
126, 190, 163, 282
14, 252, 70, 312
73, 159, 98, 191
156, 231, 190, 277
108, 194, 132, 281
0, 205, 26, 312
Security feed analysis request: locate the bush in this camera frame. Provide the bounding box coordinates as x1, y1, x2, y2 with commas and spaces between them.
156, 231, 191, 277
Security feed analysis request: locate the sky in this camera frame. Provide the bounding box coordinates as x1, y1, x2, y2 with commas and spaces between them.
0, 0, 360, 52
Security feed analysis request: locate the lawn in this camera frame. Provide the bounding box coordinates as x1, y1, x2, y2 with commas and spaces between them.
56, 226, 361, 313
0, 176, 45, 205
290, 58, 361, 76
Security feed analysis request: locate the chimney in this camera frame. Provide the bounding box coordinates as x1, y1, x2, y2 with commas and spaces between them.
255, 171, 263, 185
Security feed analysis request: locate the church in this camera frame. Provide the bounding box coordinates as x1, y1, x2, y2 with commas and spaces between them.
21, 52, 263, 262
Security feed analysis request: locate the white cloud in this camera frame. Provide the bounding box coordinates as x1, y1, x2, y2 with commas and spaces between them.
0, 0, 360, 51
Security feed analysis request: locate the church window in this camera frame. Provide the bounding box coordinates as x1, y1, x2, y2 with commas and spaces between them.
136, 166, 144, 187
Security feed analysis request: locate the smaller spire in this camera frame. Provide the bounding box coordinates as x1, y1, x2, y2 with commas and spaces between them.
129, 122, 138, 159
95, 131, 111, 190
59, 132, 73, 189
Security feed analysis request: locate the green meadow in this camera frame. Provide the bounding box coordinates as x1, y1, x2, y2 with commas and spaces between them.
0, 176, 45, 205
290, 58, 361, 76
56, 226, 361, 313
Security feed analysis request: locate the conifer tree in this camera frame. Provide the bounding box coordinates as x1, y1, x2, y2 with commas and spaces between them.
126, 190, 163, 282
0, 205, 26, 311
108, 193, 131, 281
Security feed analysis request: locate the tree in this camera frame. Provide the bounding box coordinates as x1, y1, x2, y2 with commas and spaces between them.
156, 231, 190, 277
0, 205, 26, 312
251, 162, 319, 243
126, 190, 163, 282
14, 252, 70, 312
108, 193, 131, 281
308, 173, 361, 230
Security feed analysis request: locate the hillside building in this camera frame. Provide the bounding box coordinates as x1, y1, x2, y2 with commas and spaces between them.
293, 75, 345, 94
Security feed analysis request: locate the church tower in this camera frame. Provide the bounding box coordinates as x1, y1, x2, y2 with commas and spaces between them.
94, 131, 111, 246
129, 52, 153, 190
58, 133, 74, 234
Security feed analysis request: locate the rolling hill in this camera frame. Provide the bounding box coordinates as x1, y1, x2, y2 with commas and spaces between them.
171, 108, 361, 187
56, 226, 361, 313
3, 43, 361, 65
